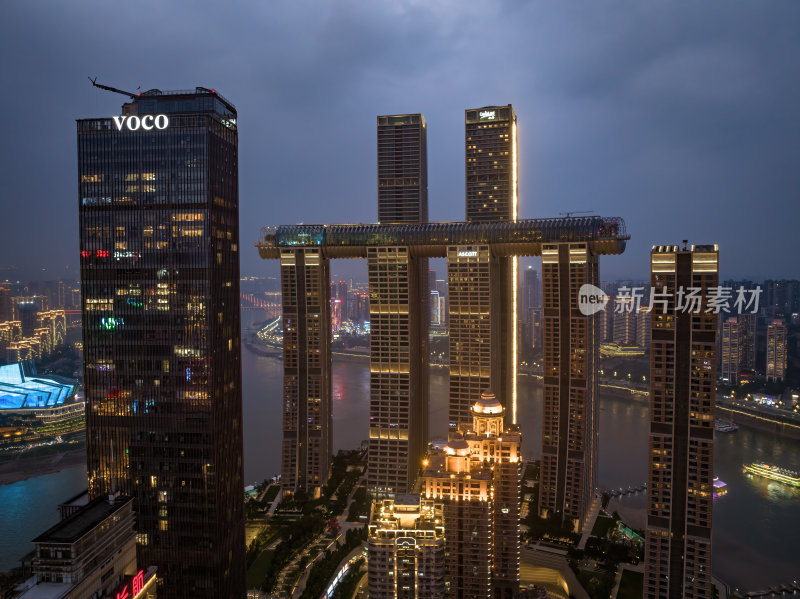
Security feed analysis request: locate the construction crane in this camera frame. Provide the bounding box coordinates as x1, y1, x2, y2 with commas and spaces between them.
559, 210, 594, 218
88, 77, 139, 100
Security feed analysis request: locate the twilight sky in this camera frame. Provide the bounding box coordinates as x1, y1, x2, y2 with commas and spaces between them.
1, 0, 798, 282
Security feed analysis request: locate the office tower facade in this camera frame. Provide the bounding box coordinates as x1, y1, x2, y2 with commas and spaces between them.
528, 307, 542, 351
378, 114, 428, 224
539, 242, 599, 531
523, 267, 541, 315
450, 105, 518, 426
369, 114, 430, 496
367, 495, 446, 599
738, 313, 757, 372
645, 244, 718, 599
280, 248, 332, 494
334, 279, 349, 322
720, 317, 741, 385
78, 88, 244, 598
421, 390, 521, 599
766, 319, 787, 382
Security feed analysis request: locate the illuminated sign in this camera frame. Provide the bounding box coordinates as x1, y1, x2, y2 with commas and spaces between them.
457, 250, 478, 257
115, 569, 147, 599
479, 110, 496, 121
113, 114, 169, 131
100, 316, 124, 330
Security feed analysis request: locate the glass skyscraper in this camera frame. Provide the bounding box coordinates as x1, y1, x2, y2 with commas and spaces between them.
78, 87, 244, 598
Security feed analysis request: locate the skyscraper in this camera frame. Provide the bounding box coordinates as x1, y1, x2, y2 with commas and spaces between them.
78, 87, 244, 598
367, 495, 446, 599
369, 114, 429, 496
377, 114, 428, 224
738, 313, 757, 372
280, 247, 332, 495
645, 243, 718, 599
720, 317, 741, 385
449, 105, 518, 427
766, 319, 787, 382
421, 389, 521, 598
539, 242, 599, 532
613, 296, 637, 345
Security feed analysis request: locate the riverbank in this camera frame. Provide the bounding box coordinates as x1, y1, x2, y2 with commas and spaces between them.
0, 443, 86, 486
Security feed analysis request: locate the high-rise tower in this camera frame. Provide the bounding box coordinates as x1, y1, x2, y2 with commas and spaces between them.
449, 106, 518, 428
538, 242, 599, 531
720, 317, 741, 385
766, 319, 787, 382
369, 114, 429, 496
645, 243, 718, 599
78, 87, 244, 598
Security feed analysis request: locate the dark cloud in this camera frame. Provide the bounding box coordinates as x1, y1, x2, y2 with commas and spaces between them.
1, 0, 798, 282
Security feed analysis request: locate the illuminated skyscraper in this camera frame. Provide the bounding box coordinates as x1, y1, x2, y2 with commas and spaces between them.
449, 105, 518, 427
738, 313, 757, 372
421, 389, 521, 598
378, 114, 428, 224
367, 495, 446, 599
766, 319, 787, 382
720, 317, 741, 385
280, 247, 332, 494
645, 243, 718, 599
369, 114, 429, 496
538, 242, 599, 531
78, 87, 244, 598
613, 296, 637, 345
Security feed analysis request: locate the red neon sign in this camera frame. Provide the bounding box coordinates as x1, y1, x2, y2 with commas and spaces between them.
116, 569, 145, 599
81, 250, 91, 258
96, 250, 109, 258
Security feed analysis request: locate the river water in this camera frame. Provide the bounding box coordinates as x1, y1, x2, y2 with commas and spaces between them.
2, 316, 798, 591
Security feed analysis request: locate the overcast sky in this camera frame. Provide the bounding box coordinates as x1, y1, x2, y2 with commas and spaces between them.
1, 0, 798, 282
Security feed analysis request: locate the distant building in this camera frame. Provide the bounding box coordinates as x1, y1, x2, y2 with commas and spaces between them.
738, 313, 757, 372
367, 495, 446, 599
720, 317, 741, 385
636, 306, 650, 349
613, 296, 637, 345
14, 494, 157, 599
645, 243, 718, 599
766, 319, 787, 382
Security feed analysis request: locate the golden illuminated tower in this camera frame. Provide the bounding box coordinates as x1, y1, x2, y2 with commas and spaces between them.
449, 105, 518, 429
422, 389, 521, 598
645, 243, 718, 599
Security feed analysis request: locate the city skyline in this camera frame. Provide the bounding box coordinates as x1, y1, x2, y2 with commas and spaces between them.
2, 3, 800, 282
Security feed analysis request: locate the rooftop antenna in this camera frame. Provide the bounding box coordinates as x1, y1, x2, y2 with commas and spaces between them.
88, 76, 139, 100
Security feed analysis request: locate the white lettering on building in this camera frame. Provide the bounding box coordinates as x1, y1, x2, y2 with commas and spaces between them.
113, 114, 169, 131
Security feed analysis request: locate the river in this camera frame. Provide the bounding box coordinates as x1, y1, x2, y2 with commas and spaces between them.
1, 315, 798, 591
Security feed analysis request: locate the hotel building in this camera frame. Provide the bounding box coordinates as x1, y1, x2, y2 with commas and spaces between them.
421, 390, 521, 598
450, 106, 518, 428
766, 319, 787, 382
78, 87, 244, 598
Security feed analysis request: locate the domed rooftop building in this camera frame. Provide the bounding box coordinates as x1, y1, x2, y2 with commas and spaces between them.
471, 388, 505, 436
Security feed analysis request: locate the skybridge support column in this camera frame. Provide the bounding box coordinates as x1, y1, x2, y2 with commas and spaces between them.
279, 248, 331, 497
539, 242, 599, 532
367, 246, 427, 497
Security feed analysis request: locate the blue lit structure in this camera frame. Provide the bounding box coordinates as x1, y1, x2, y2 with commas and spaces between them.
0, 361, 75, 410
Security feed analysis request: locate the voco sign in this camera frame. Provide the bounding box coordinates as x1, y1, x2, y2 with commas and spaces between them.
112, 114, 169, 131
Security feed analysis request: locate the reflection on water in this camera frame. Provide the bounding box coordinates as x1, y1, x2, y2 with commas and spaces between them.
0, 466, 88, 571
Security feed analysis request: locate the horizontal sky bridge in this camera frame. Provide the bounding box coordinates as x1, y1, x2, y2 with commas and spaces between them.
256, 216, 628, 259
